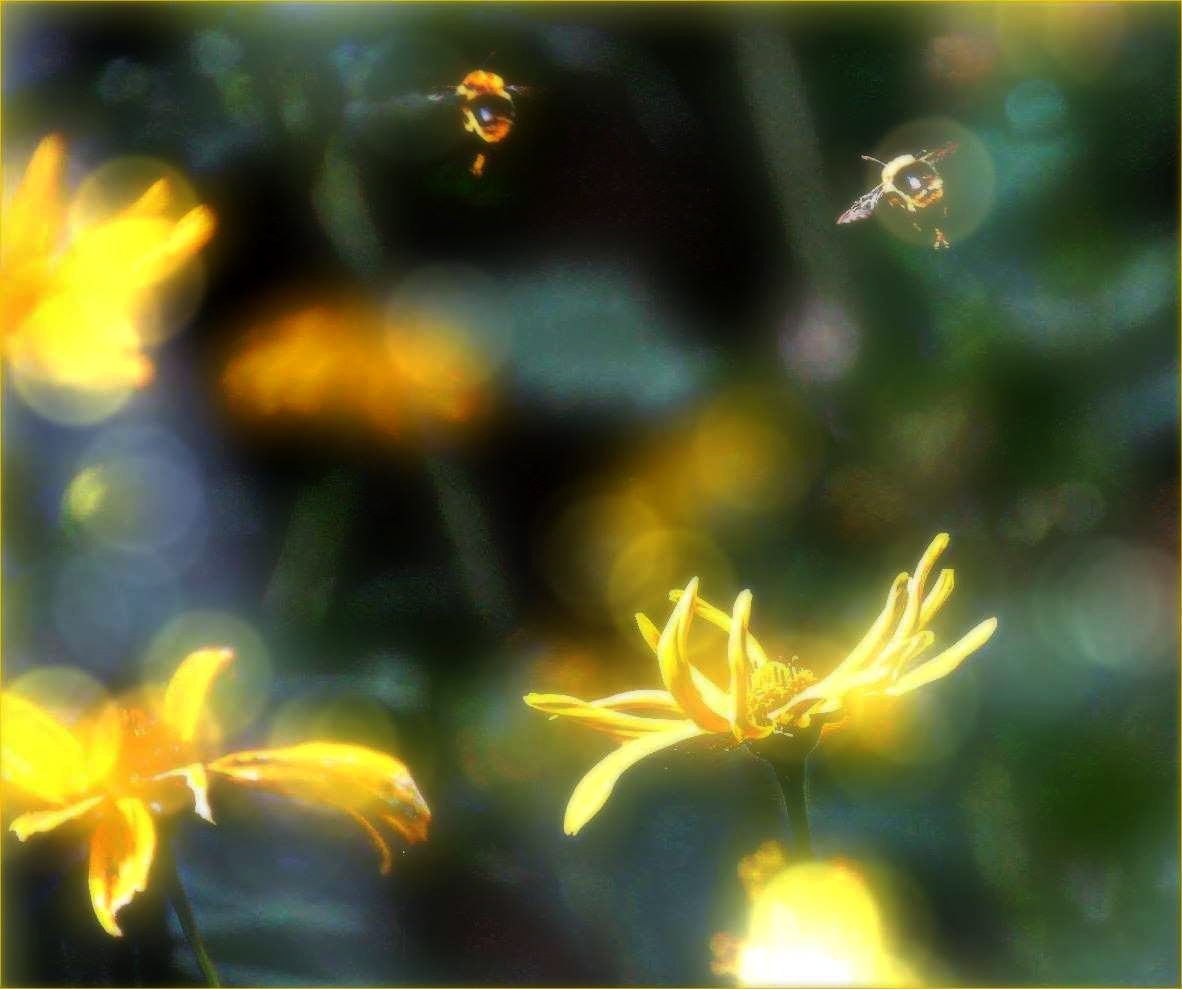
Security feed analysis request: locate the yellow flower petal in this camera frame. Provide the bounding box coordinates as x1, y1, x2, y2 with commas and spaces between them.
88, 797, 156, 937
893, 533, 949, 643
152, 763, 215, 823
818, 572, 908, 690
635, 612, 662, 651
118, 178, 171, 220
589, 689, 684, 715
657, 579, 731, 732
638, 609, 740, 717
1, 691, 91, 803
161, 647, 234, 743
563, 720, 704, 836
3, 133, 66, 266
523, 692, 688, 740
208, 742, 431, 863
919, 568, 955, 628
728, 590, 766, 741
668, 587, 772, 666
132, 204, 217, 286
10, 795, 105, 841
886, 617, 998, 696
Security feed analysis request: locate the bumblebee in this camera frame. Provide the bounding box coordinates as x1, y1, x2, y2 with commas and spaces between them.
836, 142, 958, 249
430, 69, 530, 177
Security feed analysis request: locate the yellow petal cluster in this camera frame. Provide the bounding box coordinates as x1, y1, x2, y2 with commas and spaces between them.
1, 134, 215, 395
526, 534, 996, 834
2, 648, 429, 936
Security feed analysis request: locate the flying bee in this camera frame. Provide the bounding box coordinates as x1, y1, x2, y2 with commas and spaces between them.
836, 142, 959, 249
427, 69, 531, 177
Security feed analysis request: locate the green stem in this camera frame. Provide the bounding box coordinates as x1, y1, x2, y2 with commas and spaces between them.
164, 851, 221, 988
753, 732, 817, 858
771, 757, 813, 859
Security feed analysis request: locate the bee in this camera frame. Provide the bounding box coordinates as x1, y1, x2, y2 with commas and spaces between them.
428, 69, 530, 177
836, 143, 958, 249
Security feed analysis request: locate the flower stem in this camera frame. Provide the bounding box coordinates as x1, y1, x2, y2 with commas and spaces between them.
164, 851, 221, 988
753, 733, 816, 858
772, 757, 813, 858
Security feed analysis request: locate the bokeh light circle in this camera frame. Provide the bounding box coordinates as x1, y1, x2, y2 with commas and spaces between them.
6, 665, 112, 728
69, 156, 200, 231
141, 611, 273, 738
870, 117, 995, 249
7, 296, 142, 425
1033, 539, 1177, 676
68, 425, 207, 561
607, 527, 735, 645
540, 490, 663, 621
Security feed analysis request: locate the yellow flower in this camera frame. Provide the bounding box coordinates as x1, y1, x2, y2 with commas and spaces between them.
525, 533, 996, 835
1, 133, 215, 392
2, 649, 430, 937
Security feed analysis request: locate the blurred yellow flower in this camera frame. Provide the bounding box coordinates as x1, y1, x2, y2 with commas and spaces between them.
525, 533, 996, 834
220, 300, 489, 440
1, 133, 215, 393
2, 649, 430, 937
711, 842, 920, 987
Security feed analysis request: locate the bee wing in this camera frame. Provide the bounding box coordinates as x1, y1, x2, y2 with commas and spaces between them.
505, 84, 534, 97
919, 142, 959, 164
836, 185, 884, 224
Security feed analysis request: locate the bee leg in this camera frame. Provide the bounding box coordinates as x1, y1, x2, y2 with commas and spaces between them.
471, 152, 486, 177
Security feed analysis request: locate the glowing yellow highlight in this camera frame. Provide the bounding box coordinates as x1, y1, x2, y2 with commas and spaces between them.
1, 136, 215, 422
220, 300, 489, 440
525, 534, 996, 834
713, 845, 919, 987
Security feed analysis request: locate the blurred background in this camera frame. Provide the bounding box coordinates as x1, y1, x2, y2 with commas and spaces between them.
2, 2, 1178, 986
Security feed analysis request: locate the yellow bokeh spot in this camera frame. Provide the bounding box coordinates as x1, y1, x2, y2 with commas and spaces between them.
691, 404, 792, 515
541, 491, 663, 620
5, 667, 120, 791
7, 294, 144, 425
61, 466, 109, 523
607, 527, 735, 658
6, 665, 111, 728
718, 853, 921, 987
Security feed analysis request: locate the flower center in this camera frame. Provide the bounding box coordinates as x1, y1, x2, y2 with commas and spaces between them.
114, 706, 190, 785
748, 660, 817, 727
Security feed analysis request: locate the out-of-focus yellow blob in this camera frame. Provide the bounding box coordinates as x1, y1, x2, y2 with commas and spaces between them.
7, 293, 145, 425
1, 139, 214, 422
62, 466, 109, 524
691, 405, 793, 515
541, 491, 662, 622
607, 527, 735, 649
6, 666, 112, 729
714, 849, 921, 987
844, 677, 978, 769
142, 612, 272, 739
5, 667, 120, 793
221, 300, 490, 441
